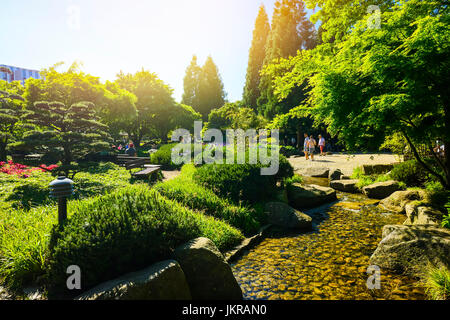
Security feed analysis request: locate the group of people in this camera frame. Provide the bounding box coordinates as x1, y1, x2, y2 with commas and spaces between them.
303, 133, 326, 160
115, 141, 137, 157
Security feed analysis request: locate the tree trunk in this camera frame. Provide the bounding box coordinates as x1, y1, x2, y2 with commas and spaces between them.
0, 143, 7, 162
402, 130, 449, 190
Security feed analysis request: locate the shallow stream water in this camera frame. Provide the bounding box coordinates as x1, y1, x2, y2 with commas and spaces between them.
230, 177, 427, 300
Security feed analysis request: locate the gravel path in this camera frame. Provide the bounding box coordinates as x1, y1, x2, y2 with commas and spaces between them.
288, 153, 402, 176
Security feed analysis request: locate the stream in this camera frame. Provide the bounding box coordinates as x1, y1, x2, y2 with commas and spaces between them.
230, 177, 427, 300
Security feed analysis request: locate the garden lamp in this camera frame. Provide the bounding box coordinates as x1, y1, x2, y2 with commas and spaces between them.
49, 176, 74, 224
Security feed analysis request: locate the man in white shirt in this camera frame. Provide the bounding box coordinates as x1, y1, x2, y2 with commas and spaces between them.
318, 135, 326, 156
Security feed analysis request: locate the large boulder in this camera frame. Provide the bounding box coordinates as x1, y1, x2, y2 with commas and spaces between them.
361, 164, 394, 175
362, 181, 401, 199
404, 204, 444, 226
379, 189, 428, 213
370, 225, 450, 277
173, 238, 242, 300
303, 167, 330, 178
329, 169, 344, 181
330, 179, 360, 193
76, 260, 191, 300
265, 202, 312, 229
288, 183, 337, 209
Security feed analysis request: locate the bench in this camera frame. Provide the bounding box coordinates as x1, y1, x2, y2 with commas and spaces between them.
117, 155, 151, 166
125, 159, 161, 179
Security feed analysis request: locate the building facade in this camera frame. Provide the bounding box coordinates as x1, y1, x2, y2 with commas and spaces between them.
0, 64, 41, 85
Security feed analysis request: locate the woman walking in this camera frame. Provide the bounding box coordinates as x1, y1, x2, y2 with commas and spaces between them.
308, 135, 317, 161
303, 133, 310, 160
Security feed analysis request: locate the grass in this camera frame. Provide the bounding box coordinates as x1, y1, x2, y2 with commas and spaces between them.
350, 167, 406, 190
424, 266, 450, 300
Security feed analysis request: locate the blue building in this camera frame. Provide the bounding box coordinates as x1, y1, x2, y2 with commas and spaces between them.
0, 64, 41, 85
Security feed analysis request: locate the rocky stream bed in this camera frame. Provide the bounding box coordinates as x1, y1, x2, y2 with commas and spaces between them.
231, 177, 427, 300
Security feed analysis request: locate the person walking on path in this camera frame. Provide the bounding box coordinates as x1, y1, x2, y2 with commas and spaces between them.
303, 133, 310, 160
308, 135, 317, 161
318, 135, 326, 156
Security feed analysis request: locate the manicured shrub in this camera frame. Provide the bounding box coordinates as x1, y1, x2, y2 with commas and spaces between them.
193, 155, 293, 204
150, 143, 185, 169
154, 165, 264, 235
47, 185, 243, 295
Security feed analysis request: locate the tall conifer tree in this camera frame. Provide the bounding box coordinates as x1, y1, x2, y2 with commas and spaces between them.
242, 5, 271, 110
181, 55, 202, 108
257, 0, 316, 118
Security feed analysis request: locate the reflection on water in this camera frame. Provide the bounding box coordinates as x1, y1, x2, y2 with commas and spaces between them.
231, 188, 426, 300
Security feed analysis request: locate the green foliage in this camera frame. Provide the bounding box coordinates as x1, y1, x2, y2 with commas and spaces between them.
205, 102, 267, 132
424, 266, 450, 300
0, 162, 136, 211
380, 132, 408, 155
193, 154, 293, 204
47, 185, 243, 295
150, 143, 184, 169
14, 101, 110, 164
24, 63, 106, 109
0, 81, 26, 161
182, 55, 227, 120
115, 69, 178, 145
154, 165, 264, 235
0, 205, 56, 289
284, 174, 303, 188
280, 145, 298, 157
443, 215, 450, 229
242, 5, 271, 110
390, 160, 429, 187
257, 0, 316, 118
267, 0, 450, 187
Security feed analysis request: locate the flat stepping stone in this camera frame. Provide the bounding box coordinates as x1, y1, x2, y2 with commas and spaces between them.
330, 179, 360, 193
287, 183, 337, 209
362, 180, 401, 199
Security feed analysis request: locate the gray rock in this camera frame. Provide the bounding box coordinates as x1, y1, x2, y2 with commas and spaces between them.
76, 260, 191, 300
265, 202, 312, 229
303, 167, 330, 178
330, 179, 360, 193
361, 164, 394, 175
404, 204, 444, 226
174, 238, 242, 300
378, 189, 428, 213
329, 169, 343, 181
362, 180, 401, 199
288, 183, 337, 209
370, 225, 450, 277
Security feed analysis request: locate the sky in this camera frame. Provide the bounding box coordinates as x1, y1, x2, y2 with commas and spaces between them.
1, 0, 315, 102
